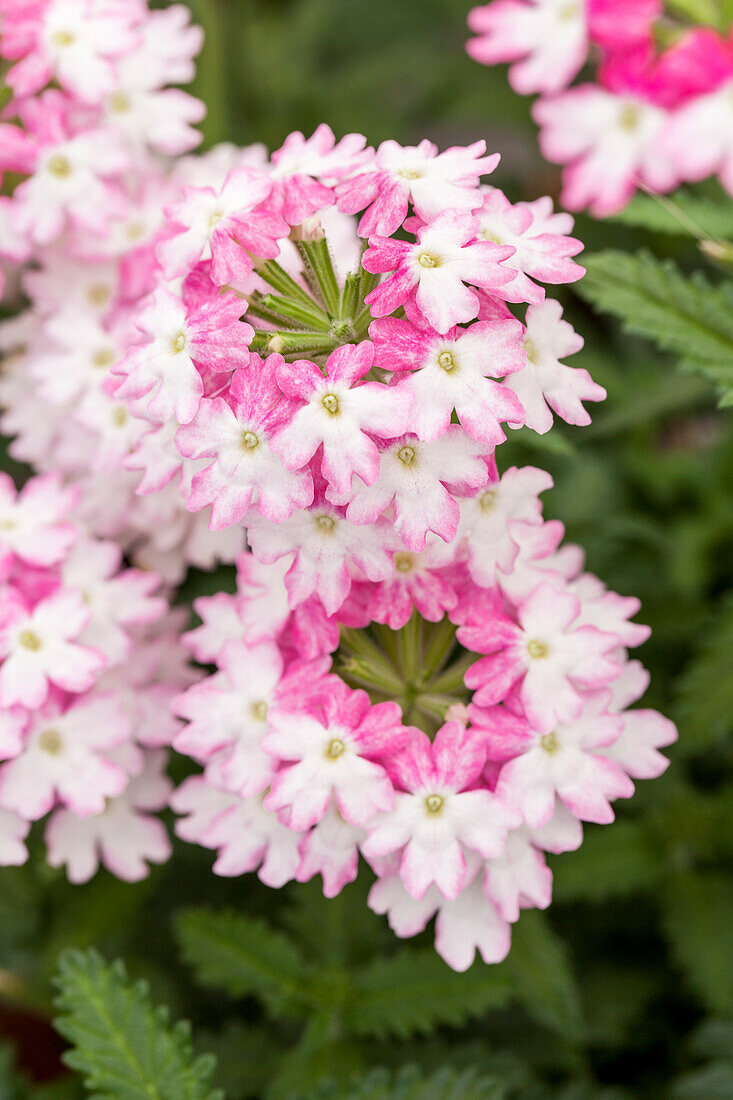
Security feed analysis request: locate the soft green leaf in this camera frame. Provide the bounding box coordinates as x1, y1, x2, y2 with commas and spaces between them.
675, 595, 733, 752
662, 872, 733, 1013
611, 190, 733, 239
175, 907, 313, 1018
551, 822, 664, 902
53, 949, 222, 1100
577, 251, 733, 396
505, 912, 583, 1039
344, 949, 513, 1039
304, 1065, 507, 1100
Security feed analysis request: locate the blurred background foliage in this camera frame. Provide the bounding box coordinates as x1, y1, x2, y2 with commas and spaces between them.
2, 1, 733, 1097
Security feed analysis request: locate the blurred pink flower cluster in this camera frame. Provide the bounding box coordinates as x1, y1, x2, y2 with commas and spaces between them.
0, 0, 676, 968
0, 470, 192, 883
467, 0, 733, 214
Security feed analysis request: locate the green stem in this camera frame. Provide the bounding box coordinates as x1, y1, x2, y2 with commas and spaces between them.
421, 617, 459, 680
250, 330, 337, 357
252, 293, 331, 331
257, 259, 318, 307
295, 238, 341, 317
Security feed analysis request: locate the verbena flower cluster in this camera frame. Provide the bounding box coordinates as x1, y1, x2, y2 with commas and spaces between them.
0, 0, 676, 969
172, 475, 676, 970
0, 470, 191, 881
466, 0, 733, 214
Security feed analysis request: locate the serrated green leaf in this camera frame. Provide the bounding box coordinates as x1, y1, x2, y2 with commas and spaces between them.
53, 949, 223, 1100
674, 1065, 733, 1099
577, 251, 733, 395
304, 1065, 507, 1100
611, 190, 733, 239
344, 949, 513, 1039
505, 912, 583, 1039
675, 595, 733, 752
551, 822, 664, 902
662, 872, 733, 1013
175, 908, 313, 1018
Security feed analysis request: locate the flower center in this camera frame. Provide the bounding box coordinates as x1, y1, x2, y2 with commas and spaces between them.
93, 348, 115, 369
171, 332, 187, 354
18, 629, 42, 651
325, 738, 346, 759
126, 222, 146, 241
394, 551, 417, 574
479, 489, 497, 512
540, 731, 560, 754
47, 154, 72, 178
51, 30, 75, 46
618, 102, 641, 131
250, 700, 268, 722
0, 519, 16, 532
424, 793, 445, 814
240, 430, 260, 451
558, 1, 580, 20
437, 350, 456, 372
418, 251, 439, 269
112, 406, 128, 427
527, 639, 550, 659
88, 284, 111, 308
321, 393, 340, 415
397, 445, 416, 466
39, 728, 63, 755
315, 514, 336, 533
109, 91, 130, 113
398, 168, 424, 181
524, 336, 540, 365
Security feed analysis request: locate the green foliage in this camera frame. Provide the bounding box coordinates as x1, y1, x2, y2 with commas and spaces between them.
577, 250, 733, 399
503, 913, 583, 1039
662, 872, 733, 1014
611, 188, 733, 239
675, 594, 733, 753
345, 949, 512, 1038
551, 822, 664, 902
672, 1019, 733, 1098
53, 949, 223, 1100
305, 1065, 507, 1100
175, 908, 312, 1019
176, 907, 512, 1041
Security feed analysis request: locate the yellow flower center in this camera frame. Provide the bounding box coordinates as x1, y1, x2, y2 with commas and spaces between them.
325, 738, 346, 759
321, 393, 340, 415
51, 30, 75, 46
250, 700, 268, 722
39, 728, 63, 755
479, 489, 497, 512
18, 629, 42, 651
47, 154, 72, 178
93, 348, 115, 369
425, 793, 445, 814
87, 284, 111, 308
540, 731, 560, 754
109, 91, 130, 113
240, 430, 259, 451
112, 406, 128, 427
315, 514, 336, 533
394, 551, 416, 574
527, 639, 550, 659
397, 445, 416, 466
618, 102, 641, 131
171, 332, 187, 354
418, 252, 439, 269
438, 350, 456, 372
